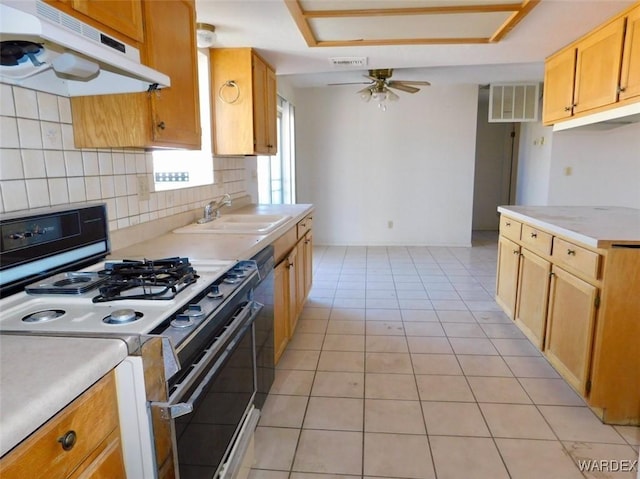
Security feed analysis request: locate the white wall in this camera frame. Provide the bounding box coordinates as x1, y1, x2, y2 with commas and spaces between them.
547, 123, 640, 207
515, 120, 554, 205
295, 84, 479, 246
516, 120, 640, 208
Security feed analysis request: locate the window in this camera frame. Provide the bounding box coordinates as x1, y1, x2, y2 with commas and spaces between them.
257, 96, 296, 204
152, 50, 214, 191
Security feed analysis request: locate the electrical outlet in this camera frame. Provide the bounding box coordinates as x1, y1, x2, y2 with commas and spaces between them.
387, 220, 394, 229
137, 175, 150, 200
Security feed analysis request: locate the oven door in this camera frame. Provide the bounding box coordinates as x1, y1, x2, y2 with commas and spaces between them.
163, 300, 262, 479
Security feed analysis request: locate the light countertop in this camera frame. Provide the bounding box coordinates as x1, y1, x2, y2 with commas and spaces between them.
0, 335, 128, 456
110, 203, 314, 260
497, 206, 640, 248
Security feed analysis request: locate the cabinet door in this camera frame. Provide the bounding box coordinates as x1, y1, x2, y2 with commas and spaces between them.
545, 266, 598, 395
515, 248, 551, 349
252, 55, 269, 155
496, 236, 521, 319
274, 259, 290, 364
542, 48, 577, 124
573, 17, 625, 113
303, 231, 313, 299
70, 0, 144, 42
144, 0, 201, 148
620, 5, 640, 101
68, 429, 126, 479
295, 240, 306, 317
265, 66, 278, 154
287, 246, 300, 336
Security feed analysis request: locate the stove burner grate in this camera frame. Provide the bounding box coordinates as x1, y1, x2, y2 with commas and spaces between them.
92, 257, 198, 303
22, 309, 66, 323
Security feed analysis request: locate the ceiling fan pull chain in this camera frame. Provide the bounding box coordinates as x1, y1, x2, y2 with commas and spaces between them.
218, 80, 241, 104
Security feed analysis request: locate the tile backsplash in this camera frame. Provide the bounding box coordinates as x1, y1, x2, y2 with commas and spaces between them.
0, 84, 247, 232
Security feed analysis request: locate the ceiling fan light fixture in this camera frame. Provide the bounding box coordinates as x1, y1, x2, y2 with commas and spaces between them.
360, 89, 372, 102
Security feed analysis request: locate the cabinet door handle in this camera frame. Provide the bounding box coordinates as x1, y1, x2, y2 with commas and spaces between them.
58, 430, 77, 451
530, 232, 537, 238
157, 121, 166, 130
618, 86, 626, 93
512, 250, 519, 255
564, 106, 572, 112
567, 249, 576, 256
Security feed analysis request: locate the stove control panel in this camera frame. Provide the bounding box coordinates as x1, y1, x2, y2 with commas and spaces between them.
151, 260, 259, 350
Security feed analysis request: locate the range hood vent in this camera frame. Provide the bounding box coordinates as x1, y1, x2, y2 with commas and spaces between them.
0, 0, 170, 97
552, 101, 640, 132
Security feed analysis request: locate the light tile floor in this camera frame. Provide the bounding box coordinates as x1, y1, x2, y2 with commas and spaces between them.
250, 232, 640, 479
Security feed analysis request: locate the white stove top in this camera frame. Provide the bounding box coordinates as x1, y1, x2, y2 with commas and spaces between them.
0, 259, 235, 335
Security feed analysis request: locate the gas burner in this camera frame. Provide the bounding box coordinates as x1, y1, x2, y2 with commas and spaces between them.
102, 309, 143, 325
93, 257, 199, 303
25, 272, 106, 295
22, 309, 65, 323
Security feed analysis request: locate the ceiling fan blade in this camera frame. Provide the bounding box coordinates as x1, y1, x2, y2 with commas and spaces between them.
391, 80, 431, 86
328, 81, 372, 86
387, 82, 420, 94
356, 86, 373, 94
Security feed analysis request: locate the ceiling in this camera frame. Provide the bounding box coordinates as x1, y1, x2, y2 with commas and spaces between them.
195, 0, 634, 88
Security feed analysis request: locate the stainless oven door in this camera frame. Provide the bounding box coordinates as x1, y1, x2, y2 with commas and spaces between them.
161, 300, 262, 479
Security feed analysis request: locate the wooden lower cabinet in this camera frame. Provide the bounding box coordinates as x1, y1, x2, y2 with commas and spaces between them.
274, 259, 290, 364
495, 236, 520, 318
0, 371, 125, 479
496, 211, 640, 424
272, 218, 314, 365
545, 266, 598, 395
514, 248, 551, 349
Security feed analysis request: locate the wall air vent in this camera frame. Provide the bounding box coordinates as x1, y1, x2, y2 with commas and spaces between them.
329, 56, 368, 67
489, 83, 540, 123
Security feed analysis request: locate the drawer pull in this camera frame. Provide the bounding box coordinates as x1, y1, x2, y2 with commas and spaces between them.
505, 222, 511, 227
567, 249, 576, 256
300, 222, 306, 227
530, 232, 537, 238
58, 430, 77, 451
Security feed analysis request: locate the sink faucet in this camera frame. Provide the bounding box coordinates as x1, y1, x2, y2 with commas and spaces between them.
198, 194, 232, 223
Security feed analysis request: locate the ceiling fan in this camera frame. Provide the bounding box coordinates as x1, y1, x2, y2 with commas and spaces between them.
330, 68, 431, 110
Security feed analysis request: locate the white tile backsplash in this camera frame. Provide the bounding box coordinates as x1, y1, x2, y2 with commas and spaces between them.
0, 84, 249, 233
37, 92, 60, 122
0, 149, 23, 180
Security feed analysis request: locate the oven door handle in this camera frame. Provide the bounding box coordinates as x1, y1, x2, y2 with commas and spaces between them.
155, 301, 263, 420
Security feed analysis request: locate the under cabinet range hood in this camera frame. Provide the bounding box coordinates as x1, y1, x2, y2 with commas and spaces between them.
0, 0, 170, 97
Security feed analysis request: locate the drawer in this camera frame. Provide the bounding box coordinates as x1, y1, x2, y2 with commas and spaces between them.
521, 224, 552, 255
0, 372, 119, 479
499, 216, 522, 241
552, 237, 601, 280
297, 215, 313, 239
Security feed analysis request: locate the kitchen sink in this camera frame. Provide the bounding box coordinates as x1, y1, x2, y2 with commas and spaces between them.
173, 214, 291, 234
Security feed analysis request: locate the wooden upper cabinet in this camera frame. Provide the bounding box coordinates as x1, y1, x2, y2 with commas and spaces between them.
43, 0, 143, 43
211, 48, 277, 156
620, 4, 640, 100
143, 0, 200, 147
542, 48, 577, 124
71, 0, 201, 149
72, 0, 144, 42
573, 17, 625, 114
